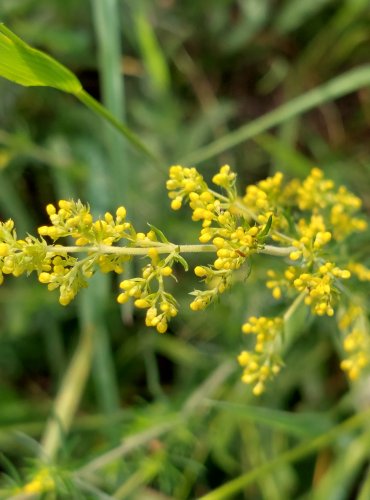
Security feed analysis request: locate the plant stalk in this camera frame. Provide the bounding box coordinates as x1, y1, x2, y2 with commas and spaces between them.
45, 243, 295, 257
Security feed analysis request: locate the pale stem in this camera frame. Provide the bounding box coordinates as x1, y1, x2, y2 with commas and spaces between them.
283, 291, 306, 323
46, 243, 295, 258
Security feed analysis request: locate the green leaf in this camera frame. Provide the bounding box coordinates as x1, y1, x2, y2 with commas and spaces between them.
0, 24, 160, 164
147, 223, 169, 243
174, 253, 189, 272
180, 64, 370, 165
0, 24, 82, 94
258, 215, 273, 240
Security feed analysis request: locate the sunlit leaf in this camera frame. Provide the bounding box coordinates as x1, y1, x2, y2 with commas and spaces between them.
0, 24, 82, 94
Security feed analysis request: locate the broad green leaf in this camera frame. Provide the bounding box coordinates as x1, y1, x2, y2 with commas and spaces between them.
0, 24, 82, 93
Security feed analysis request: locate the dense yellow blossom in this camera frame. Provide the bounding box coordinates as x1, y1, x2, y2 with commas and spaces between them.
0, 165, 369, 394
238, 317, 283, 396
338, 305, 370, 380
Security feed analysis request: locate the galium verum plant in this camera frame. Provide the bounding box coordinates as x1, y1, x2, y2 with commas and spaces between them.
0, 165, 368, 395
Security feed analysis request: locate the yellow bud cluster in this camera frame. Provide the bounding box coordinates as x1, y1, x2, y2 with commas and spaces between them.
296, 168, 334, 210
38, 200, 132, 247
293, 262, 350, 316
212, 164, 236, 189
346, 263, 370, 282
190, 292, 213, 311
291, 168, 367, 240
166, 165, 206, 210
338, 305, 370, 381
289, 215, 331, 262
330, 202, 367, 240
242, 172, 284, 214
238, 316, 283, 395
117, 257, 178, 334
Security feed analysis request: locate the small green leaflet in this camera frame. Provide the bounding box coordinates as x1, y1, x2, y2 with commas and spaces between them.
173, 253, 189, 272
147, 223, 169, 243
0, 24, 82, 93
258, 214, 273, 240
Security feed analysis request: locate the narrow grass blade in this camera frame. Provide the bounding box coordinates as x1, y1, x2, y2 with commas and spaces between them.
133, 5, 170, 95
87, 0, 126, 414
205, 400, 333, 438
199, 408, 370, 500
180, 65, 370, 165
40, 324, 94, 460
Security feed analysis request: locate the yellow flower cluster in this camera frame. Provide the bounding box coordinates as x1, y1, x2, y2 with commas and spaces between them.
338, 305, 370, 381
166, 165, 207, 211
1, 164, 368, 394
117, 249, 178, 334
0, 219, 47, 283
38, 199, 131, 246
347, 262, 370, 282
294, 168, 367, 240
35, 201, 136, 305
242, 172, 284, 225
267, 262, 351, 316
293, 263, 350, 316
330, 186, 367, 239
167, 165, 271, 310
238, 317, 283, 396
288, 214, 332, 262
296, 167, 335, 210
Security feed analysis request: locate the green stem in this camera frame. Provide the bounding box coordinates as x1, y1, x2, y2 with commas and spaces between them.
283, 292, 306, 323
75, 89, 161, 166
199, 408, 370, 500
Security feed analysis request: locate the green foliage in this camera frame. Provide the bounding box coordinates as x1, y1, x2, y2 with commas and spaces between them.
0, 1, 370, 499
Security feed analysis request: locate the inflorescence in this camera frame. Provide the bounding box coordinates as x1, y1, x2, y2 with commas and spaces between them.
0, 165, 369, 395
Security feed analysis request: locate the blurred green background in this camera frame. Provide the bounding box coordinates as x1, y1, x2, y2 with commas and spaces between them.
0, 0, 370, 498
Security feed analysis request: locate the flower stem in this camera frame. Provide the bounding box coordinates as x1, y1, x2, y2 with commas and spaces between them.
46, 243, 295, 257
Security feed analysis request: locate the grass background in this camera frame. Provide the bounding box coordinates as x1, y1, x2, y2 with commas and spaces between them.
0, 0, 370, 498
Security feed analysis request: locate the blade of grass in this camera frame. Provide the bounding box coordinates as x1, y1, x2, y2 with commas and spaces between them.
358, 469, 370, 500
86, 0, 127, 415
40, 321, 94, 461
311, 430, 370, 500
198, 408, 370, 500
80, 279, 120, 416
254, 133, 314, 177
133, 3, 170, 96
91, 0, 127, 203
77, 360, 234, 477
113, 457, 162, 499
179, 65, 370, 165
204, 400, 333, 438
